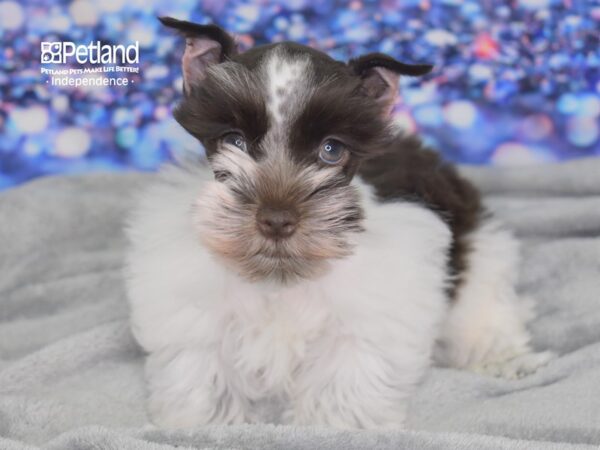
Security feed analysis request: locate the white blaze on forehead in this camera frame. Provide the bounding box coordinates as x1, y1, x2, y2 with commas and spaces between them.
264, 50, 311, 126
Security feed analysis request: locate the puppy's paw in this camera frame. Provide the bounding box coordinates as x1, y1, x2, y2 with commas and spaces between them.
469, 350, 555, 379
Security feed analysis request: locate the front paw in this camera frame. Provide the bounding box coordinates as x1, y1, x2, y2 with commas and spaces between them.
290, 388, 407, 429
469, 350, 555, 379
146, 349, 249, 428
148, 388, 249, 428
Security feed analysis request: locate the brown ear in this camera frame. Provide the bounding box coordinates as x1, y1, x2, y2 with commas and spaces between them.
349, 53, 433, 115
159, 16, 237, 94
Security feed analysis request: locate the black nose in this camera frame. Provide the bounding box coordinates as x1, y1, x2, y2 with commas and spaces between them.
257, 207, 298, 239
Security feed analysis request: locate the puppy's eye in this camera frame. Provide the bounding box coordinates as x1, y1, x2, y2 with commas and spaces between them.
214, 170, 230, 182
319, 139, 348, 165
222, 132, 247, 152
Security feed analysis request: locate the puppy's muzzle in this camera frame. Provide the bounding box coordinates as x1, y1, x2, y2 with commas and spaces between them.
256, 206, 299, 239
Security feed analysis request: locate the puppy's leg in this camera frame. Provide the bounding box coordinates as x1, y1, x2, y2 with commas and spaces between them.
289, 335, 429, 429
434, 219, 554, 378
145, 347, 249, 428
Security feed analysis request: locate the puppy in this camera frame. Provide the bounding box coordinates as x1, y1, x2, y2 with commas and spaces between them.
125, 17, 553, 429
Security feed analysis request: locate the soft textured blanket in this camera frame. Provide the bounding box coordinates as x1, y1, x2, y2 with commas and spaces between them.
1, 159, 599, 449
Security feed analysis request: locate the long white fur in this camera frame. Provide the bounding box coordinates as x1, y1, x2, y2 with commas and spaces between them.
126, 164, 452, 428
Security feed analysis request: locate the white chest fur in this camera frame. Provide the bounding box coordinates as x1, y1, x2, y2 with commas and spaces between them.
125, 165, 452, 427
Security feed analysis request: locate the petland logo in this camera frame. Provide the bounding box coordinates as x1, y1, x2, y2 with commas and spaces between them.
40, 41, 140, 88
41, 41, 139, 64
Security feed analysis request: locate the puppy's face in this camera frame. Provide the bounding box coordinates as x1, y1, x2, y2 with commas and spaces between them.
161, 17, 432, 282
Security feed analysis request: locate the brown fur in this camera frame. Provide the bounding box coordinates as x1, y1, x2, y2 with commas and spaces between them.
358, 134, 483, 296
173, 62, 269, 159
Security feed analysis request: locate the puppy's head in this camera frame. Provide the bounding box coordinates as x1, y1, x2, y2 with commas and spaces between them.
161, 17, 432, 283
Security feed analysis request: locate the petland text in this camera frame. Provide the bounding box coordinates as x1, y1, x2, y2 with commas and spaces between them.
41, 41, 139, 64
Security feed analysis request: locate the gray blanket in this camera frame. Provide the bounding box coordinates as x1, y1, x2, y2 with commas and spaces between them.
1, 159, 599, 449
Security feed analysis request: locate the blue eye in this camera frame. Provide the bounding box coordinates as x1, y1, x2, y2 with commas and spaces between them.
222, 132, 247, 152
319, 139, 348, 165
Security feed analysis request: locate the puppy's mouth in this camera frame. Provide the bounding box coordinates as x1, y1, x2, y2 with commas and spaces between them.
258, 252, 293, 260
253, 245, 296, 260
203, 230, 342, 283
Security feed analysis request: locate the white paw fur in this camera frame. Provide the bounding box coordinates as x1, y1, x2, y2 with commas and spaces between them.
469, 351, 555, 379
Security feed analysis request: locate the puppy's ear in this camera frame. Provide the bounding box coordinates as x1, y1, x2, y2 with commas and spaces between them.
349, 53, 432, 115
159, 16, 237, 93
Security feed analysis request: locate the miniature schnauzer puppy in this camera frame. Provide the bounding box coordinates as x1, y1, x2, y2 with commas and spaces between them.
126, 17, 553, 429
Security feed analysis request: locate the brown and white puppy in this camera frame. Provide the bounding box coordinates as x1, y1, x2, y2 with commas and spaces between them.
125, 17, 553, 429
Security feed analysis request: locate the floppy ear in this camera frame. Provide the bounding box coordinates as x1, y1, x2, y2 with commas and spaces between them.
349, 53, 433, 115
159, 16, 237, 94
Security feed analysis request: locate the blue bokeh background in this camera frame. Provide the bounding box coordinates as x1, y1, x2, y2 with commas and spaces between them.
1, 0, 599, 188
